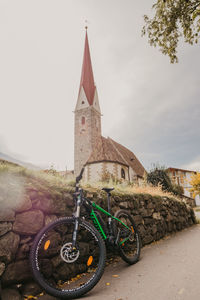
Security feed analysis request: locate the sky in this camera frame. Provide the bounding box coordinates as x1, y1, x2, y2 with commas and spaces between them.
0, 0, 200, 171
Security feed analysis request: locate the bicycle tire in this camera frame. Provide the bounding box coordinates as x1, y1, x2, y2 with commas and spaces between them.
114, 209, 141, 265
30, 217, 106, 299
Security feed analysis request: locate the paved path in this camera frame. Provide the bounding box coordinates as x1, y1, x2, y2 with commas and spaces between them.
82, 225, 200, 300
39, 224, 200, 300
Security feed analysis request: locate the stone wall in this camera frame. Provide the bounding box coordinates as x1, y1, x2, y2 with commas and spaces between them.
0, 184, 196, 299
181, 194, 196, 208
87, 191, 196, 245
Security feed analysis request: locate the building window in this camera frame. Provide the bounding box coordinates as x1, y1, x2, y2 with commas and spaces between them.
180, 174, 184, 185
81, 116, 85, 125
121, 168, 125, 179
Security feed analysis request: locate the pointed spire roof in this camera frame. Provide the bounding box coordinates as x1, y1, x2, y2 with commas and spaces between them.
79, 29, 96, 106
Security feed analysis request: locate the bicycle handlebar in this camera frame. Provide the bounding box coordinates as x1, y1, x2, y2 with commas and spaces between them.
76, 167, 85, 183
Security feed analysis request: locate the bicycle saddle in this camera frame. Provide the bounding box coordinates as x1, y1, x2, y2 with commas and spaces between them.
102, 187, 114, 193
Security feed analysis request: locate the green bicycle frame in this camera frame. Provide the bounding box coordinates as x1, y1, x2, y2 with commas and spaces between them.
89, 202, 131, 245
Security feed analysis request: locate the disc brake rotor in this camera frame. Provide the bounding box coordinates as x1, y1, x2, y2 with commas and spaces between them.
60, 242, 80, 263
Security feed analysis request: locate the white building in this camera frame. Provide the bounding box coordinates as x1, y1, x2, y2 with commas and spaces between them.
167, 167, 200, 206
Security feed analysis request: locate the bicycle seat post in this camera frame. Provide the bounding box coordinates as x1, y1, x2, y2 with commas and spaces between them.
102, 187, 114, 214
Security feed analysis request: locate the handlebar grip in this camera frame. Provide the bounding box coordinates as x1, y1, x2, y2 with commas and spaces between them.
76, 167, 85, 183
80, 167, 84, 178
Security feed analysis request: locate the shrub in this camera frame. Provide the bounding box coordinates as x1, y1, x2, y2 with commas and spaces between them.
172, 184, 184, 196
147, 166, 185, 197
147, 167, 173, 193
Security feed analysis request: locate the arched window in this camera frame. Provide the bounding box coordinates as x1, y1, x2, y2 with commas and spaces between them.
81, 116, 85, 125
121, 168, 125, 179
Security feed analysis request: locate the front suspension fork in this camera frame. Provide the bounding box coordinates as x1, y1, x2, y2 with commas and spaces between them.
72, 194, 81, 248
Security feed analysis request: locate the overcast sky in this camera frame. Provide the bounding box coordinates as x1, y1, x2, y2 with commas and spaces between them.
0, 0, 200, 171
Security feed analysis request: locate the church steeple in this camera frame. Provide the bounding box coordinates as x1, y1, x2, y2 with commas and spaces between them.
79, 29, 96, 106
75, 29, 101, 114
74, 29, 102, 176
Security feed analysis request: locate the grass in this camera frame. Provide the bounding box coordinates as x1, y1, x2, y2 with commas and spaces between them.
0, 160, 75, 189
82, 178, 182, 201
0, 160, 182, 202
0, 160, 76, 211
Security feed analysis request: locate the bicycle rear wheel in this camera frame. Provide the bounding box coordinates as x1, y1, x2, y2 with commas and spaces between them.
30, 217, 106, 299
114, 209, 141, 265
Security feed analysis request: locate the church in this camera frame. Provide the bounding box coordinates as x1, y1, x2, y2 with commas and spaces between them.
74, 29, 145, 183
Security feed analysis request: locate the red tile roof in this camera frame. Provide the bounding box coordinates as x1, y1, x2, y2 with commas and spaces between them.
108, 138, 146, 177
79, 30, 96, 106
167, 167, 197, 174
86, 136, 146, 177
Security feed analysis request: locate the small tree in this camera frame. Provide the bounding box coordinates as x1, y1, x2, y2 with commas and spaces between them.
189, 172, 200, 196
142, 0, 200, 63
171, 183, 184, 196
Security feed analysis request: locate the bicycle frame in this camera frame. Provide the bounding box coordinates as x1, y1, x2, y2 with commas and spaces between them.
72, 167, 133, 249
72, 188, 132, 248
90, 202, 131, 244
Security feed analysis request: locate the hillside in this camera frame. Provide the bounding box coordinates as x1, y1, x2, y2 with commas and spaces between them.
0, 152, 40, 170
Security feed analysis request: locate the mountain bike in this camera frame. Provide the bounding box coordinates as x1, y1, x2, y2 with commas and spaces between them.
30, 168, 141, 299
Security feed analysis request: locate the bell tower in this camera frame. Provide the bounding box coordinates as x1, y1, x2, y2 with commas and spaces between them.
74, 28, 102, 176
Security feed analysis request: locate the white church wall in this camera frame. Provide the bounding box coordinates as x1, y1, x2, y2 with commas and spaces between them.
84, 162, 129, 182
101, 161, 129, 182
129, 167, 137, 182
84, 163, 103, 182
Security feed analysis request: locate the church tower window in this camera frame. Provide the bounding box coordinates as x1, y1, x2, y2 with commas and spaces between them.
81, 116, 85, 125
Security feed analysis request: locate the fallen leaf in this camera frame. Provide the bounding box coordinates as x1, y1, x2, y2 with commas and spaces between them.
106, 282, 110, 286
112, 274, 119, 278
178, 288, 185, 295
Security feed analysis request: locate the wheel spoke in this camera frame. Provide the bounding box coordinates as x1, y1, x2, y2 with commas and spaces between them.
114, 210, 141, 264
30, 218, 106, 298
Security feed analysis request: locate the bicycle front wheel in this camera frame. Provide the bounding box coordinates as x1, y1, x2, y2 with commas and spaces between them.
114, 209, 141, 265
30, 217, 106, 299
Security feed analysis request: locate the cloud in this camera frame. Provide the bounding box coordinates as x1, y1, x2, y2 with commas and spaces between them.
0, 136, 8, 153
181, 156, 200, 172
101, 31, 200, 171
